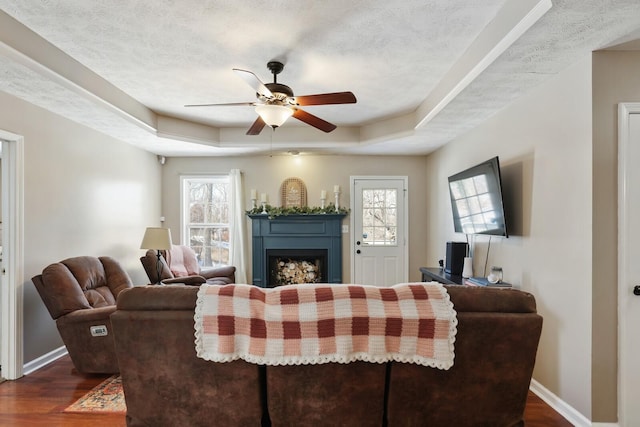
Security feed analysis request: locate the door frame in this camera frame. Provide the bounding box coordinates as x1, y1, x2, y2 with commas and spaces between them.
617, 102, 640, 425
349, 176, 409, 284
1, 131, 24, 380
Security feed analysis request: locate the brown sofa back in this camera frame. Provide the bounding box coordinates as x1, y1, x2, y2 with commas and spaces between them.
386, 285, 542, 427
111, 286, 264, 427
111, 285, 542, 427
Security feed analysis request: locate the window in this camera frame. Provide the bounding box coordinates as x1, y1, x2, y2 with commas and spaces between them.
361, 188, 397, 246
181, 176, 230, 268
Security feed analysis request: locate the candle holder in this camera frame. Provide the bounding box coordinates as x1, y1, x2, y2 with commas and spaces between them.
261, 201, 267, 214
334, 191, 340, 212
320, 197, 326, 210
250, 189, 258, 209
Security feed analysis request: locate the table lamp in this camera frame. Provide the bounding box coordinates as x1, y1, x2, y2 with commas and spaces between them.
140, 227, 173, 285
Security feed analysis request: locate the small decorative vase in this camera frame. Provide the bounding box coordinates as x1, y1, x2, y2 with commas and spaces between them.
462, 257, 473, 278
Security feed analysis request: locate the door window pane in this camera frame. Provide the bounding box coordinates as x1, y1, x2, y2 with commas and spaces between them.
361, 188, 398, 246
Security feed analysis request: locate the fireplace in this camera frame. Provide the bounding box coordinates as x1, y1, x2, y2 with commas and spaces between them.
267, 249, 328, 287
249, 213, 346, 287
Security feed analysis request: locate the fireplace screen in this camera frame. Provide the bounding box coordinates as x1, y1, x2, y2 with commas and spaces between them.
267, 249, 327, 287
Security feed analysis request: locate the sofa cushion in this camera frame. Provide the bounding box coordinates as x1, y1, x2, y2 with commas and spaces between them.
38, 264, 91, 318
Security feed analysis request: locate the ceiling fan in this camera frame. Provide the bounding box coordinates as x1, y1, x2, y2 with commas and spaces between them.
185, 61, 357, 135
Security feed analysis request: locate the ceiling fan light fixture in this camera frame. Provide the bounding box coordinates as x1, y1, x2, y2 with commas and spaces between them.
255, 104, 293, 128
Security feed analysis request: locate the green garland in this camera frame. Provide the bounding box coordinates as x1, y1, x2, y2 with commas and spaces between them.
246, 203, 349, 219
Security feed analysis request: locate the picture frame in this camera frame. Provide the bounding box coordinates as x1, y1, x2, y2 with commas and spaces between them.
280, 177, 307, 208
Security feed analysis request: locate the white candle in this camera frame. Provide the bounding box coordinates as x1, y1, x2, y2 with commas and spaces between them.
321, 190, 327, 199
250, 189, 257, 199
334, 185, 340, 193
260, 193, 267, 203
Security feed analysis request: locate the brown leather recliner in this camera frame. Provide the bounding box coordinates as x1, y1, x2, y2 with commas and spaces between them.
31, 256, 133, 374
140, 245, 236, 286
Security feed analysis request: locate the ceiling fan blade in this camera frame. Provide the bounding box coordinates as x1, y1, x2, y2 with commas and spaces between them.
184, 102, 255, 107
247, 116, 267, 135
294, 91, 357, 106
293, 109, 337, 133
233, 69, 274, 99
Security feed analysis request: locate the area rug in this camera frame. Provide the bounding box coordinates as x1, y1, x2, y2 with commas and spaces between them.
64, 375, 126, 414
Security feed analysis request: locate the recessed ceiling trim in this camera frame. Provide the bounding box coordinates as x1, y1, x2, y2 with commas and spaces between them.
414, 0, 552, 129
219, 126, 361, 146
156, 115, 220, 146
361, 113, 416, 144
0, 9, 156, 134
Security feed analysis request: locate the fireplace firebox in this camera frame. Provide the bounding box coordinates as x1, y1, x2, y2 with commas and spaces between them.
248, 214, 346, 287
267, 249, 328, 287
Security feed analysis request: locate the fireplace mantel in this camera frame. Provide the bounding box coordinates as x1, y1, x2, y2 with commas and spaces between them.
248, 214, 346, 287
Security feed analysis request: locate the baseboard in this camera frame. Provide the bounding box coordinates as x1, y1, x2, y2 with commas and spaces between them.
530, 379, 594, 427
22, 346, 67, 376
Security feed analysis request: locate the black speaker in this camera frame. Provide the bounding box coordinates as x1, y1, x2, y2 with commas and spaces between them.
445, 242, 468, 275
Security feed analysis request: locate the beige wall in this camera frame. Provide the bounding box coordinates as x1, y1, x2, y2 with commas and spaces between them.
425, 56, 594, 418
160, 155, 429, 283
592, 49, 640, 422
0, 90, 161, 363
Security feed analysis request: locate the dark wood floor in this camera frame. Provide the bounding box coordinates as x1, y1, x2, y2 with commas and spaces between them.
0, 355, 572, 426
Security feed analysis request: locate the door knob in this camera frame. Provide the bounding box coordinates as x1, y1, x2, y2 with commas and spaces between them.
356, 250, 361, 254
634, 285, 640, 296
356, 241, 361, 246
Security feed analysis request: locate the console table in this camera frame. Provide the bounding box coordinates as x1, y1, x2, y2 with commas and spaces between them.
419, 267, 464, 285
420, 266, 512, 287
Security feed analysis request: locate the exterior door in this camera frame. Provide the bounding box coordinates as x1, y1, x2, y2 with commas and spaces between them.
618, 103, 640, 425
351, 177, 407, 286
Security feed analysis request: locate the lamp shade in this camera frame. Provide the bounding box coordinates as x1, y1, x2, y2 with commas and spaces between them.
255, 104, 294, 128
140, 227, 173, 250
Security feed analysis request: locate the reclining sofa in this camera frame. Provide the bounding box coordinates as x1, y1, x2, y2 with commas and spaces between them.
111, 284, 542, 427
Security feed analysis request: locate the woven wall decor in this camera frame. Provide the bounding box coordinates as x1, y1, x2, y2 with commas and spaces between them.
280, 177, 307, 208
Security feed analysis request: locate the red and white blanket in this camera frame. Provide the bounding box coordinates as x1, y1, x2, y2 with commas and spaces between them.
194, 282, 457, 369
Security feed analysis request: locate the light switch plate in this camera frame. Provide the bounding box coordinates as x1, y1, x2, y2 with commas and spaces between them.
342, 225, 349, 233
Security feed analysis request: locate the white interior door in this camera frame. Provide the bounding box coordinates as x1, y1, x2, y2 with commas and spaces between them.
0, 134, 24, 380
351, 177, 407, 286
618, 103, 640, 425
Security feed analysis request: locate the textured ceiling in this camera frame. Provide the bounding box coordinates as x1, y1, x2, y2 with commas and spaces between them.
1, 0, 640, 157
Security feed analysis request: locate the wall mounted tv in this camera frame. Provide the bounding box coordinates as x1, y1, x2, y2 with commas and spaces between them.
448, 156, 508, 237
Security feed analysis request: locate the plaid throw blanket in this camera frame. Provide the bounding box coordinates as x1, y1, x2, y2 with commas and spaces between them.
194, 282, 457, 369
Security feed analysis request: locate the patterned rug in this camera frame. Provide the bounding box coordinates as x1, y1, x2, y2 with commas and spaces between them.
64, 375, 126, 414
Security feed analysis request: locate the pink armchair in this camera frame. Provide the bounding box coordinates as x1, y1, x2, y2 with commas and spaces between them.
140, 245, 235, 286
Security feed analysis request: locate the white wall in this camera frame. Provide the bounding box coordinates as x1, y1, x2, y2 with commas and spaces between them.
425, 56, 594, 418
0, 89, 161, 363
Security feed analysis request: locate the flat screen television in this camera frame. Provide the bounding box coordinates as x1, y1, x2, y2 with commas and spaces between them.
448, 156, 508, 237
